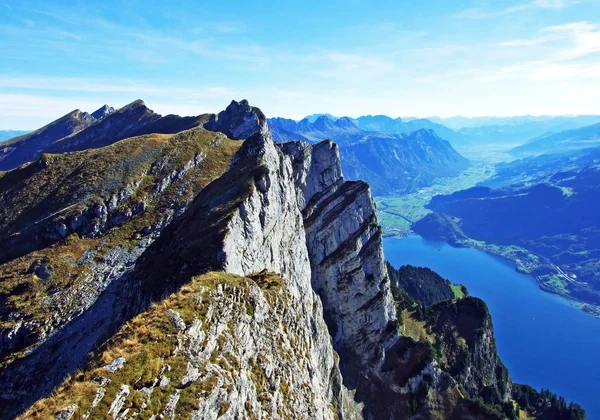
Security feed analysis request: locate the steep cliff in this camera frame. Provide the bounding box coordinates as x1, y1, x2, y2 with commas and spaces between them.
0, 103, 355, 419
282, 140, 398, 385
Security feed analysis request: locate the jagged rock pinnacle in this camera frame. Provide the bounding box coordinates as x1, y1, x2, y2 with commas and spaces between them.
205, 99, 269, 140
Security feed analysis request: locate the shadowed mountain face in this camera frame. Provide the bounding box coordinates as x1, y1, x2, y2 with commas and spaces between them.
0, 109, 97, 171
45, 100, 162, 155
269, 117, 470, 195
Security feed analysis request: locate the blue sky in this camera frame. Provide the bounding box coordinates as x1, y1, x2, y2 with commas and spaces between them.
2, 0, 600, 128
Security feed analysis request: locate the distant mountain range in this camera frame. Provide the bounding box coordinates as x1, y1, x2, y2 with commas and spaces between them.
302, 113, 338, 123
271, 115, 466, 145
269, 116, 470, 195
429, 115, 600, 131
273, 113, 600, 155
510, 122, 600, 157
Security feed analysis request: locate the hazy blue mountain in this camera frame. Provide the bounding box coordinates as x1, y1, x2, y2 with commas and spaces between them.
0, 131, 29, 142
429, 115, 600, 130
339, 129, 470, 195
483, 147, 600, 189
268, 115, 362, 144
302, 113, 337, 123
266, 118, 310, 143
268, 116, 470, 195
270, 114, 466, 146
418, 116, 600, 151
354, 115, 468, 146
510, 122, 600, 157
354, 115, 405, 132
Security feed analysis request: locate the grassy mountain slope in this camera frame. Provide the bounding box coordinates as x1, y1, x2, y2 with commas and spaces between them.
0, 127, 241, 370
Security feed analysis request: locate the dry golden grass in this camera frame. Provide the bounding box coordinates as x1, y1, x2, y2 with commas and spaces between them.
400, 309, 435, 344
20, 271, 282, 419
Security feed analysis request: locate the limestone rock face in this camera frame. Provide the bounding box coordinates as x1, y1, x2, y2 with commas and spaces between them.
216, 131, 351, 417
282, 140, 398, 383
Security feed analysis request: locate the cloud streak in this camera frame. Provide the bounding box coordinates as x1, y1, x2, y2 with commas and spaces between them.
456, 0, 579, 19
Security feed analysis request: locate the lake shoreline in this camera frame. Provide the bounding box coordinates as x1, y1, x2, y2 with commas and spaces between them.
384, 231, 600, 318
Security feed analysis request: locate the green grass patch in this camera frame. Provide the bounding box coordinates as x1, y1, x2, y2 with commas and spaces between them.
451, 285, 465, 299
376, 163, 495, 236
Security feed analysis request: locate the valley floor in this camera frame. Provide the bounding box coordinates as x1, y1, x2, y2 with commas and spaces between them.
375, 162, 495, 236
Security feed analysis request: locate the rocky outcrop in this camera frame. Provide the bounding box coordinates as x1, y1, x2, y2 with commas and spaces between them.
21, 272, 361, 419
204, 127, 351, 417
205, 99, 269, 140
91, 104, 115, 120
427, 297, 511, 403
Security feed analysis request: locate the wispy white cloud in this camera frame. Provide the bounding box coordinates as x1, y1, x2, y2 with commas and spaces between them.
506, 0, 580, 13
498, 21, 600, 59
456, 0, 579, 19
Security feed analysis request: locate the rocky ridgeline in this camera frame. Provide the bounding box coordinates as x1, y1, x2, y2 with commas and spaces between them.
0, 100, 582, 419
24, 272, 361, 420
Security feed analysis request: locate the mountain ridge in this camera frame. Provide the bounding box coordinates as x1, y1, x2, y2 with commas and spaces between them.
510, 122, 600, 157
0, 99, 583, 419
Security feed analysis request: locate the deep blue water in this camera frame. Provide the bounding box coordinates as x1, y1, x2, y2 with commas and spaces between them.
384, 235, 600, 419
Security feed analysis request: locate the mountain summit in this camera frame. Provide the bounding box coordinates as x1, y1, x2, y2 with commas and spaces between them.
91, 104, 115, 120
